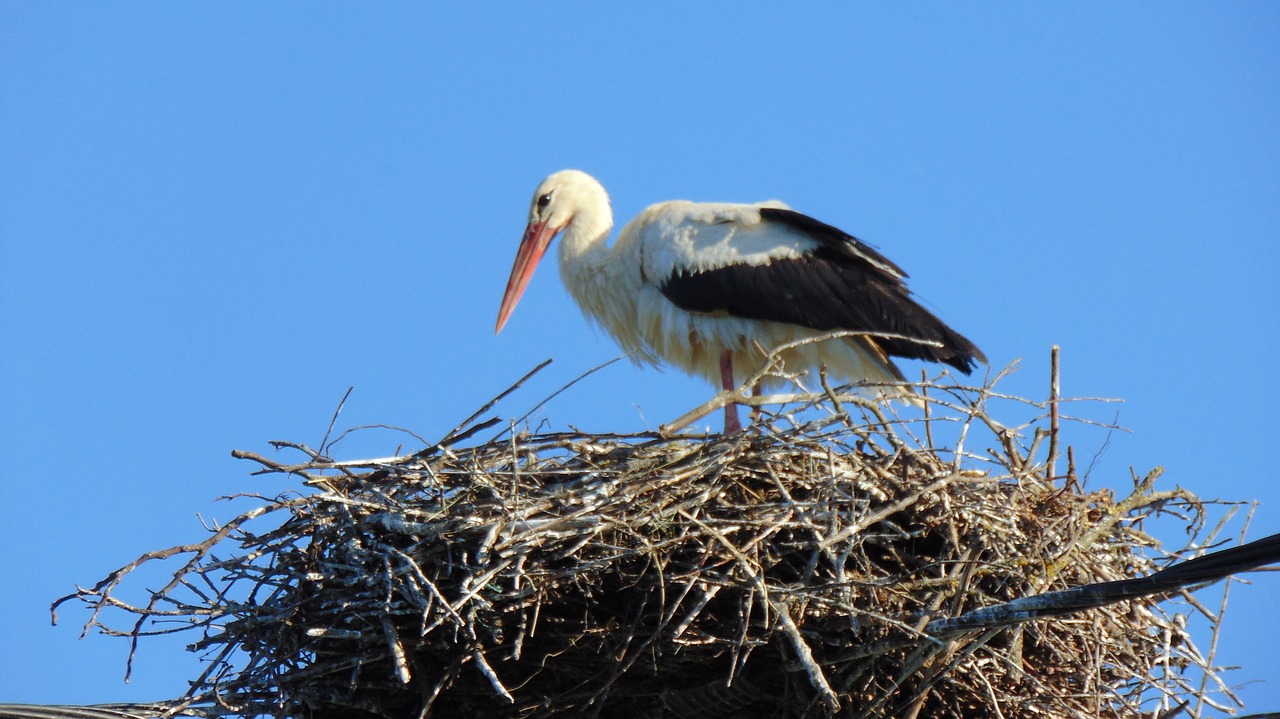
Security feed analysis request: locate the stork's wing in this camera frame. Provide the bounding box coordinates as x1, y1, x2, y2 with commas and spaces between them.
757, 207, 908, 280
656, 208, 986, 374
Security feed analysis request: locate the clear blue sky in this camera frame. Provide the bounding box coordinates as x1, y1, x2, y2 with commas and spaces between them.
3, 2, 1278, 710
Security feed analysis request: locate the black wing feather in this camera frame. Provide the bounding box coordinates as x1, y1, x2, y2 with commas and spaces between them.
659, 211, 986, 374
759, 207, 908, 279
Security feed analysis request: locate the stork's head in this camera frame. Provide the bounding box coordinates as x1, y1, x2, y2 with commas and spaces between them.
495, 170, 610, 333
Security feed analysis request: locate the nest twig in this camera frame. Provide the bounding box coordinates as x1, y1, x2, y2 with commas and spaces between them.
50, 358, 1277, 719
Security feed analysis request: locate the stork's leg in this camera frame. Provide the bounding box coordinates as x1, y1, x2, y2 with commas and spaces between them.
719, 349, 742, 433
749, 377, 763, 426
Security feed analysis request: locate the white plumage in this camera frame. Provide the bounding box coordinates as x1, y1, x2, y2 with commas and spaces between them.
496, 170, 984, 431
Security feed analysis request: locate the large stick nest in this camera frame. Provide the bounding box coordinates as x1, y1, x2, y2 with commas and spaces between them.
56, 367, 1253, 719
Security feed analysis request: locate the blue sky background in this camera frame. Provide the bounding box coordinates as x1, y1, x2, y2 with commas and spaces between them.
3, 2, 1278, 711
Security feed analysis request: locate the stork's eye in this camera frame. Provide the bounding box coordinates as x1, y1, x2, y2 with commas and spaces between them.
536, 192, 553, 214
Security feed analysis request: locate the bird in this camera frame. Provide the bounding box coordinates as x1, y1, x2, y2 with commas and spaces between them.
495, 170, 985, 432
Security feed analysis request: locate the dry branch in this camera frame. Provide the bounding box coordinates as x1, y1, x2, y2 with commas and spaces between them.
925, 532, 1280, 636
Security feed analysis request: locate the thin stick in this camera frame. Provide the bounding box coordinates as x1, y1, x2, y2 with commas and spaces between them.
381, 616, 411, 684
421, 358, 554, 456
507, 355, 625, 433
319, 386, 355, 457
777, 599, 841, 715
1047, 345, 1060, 480
472, 650, 515, 703
922, 368, 934, 449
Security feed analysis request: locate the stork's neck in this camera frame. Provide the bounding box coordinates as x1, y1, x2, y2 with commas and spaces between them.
556, 199, 614, 272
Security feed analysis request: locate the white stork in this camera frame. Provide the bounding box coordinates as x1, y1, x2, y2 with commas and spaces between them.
496, 170, 985, 432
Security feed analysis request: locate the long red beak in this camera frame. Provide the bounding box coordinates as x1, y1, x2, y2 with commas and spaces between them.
495, 220, 557, 333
